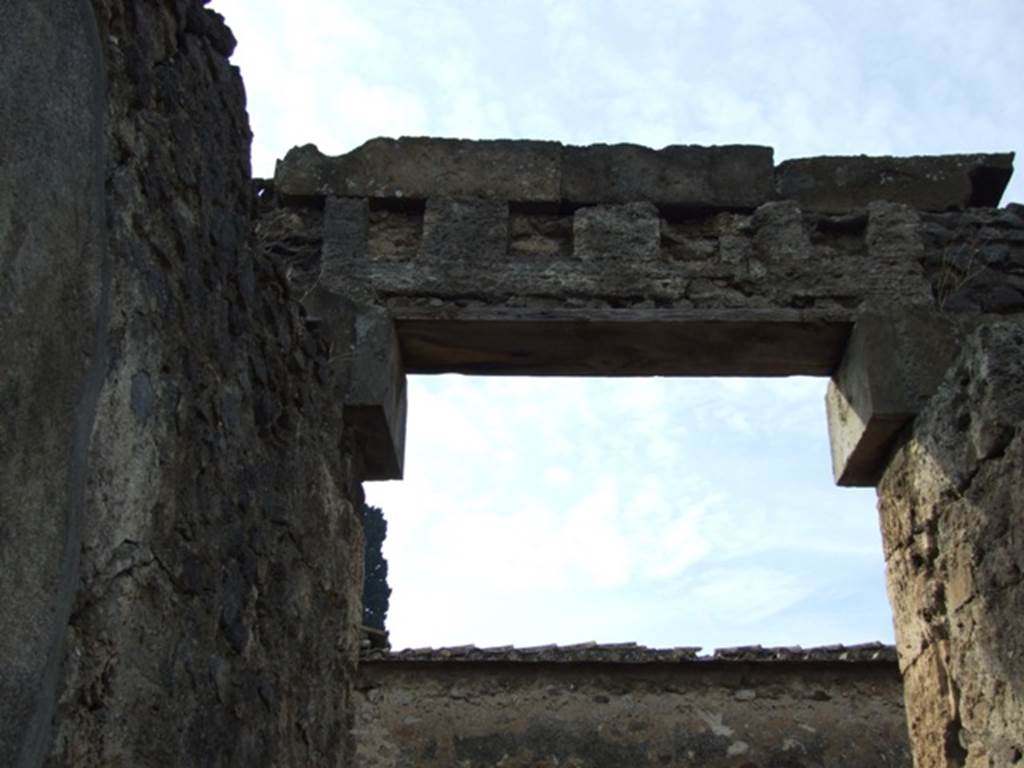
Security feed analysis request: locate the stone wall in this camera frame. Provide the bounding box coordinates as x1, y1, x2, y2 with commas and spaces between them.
4, 4, 1023, 765
354, 645, 912, 768
1, 2, 365, 766
260, 141, 1022, 378
878, 321, 1024, 767
0, 3, 107, 765
257, 137, 1024, 768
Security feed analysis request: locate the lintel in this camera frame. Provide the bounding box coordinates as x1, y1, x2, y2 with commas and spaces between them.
393, 309, 851, 377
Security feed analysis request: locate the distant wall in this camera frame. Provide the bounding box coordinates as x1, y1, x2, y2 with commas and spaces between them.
354, 649, 912, 768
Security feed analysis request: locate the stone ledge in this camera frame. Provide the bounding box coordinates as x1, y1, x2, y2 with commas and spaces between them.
276, 138, 775, 210
275, 138, 1014, 213
826, 311, 962, 487
776, 153, 1014, 213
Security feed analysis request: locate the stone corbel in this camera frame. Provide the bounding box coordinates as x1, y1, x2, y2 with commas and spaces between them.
826, 311, 962, 486
305, 288, 407, 482
344, 303, 407, 481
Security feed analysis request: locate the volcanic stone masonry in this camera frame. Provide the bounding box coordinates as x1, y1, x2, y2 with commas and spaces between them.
3, 2, 364, 766
260, 138, 1024, 768
2, 1, 1024, 766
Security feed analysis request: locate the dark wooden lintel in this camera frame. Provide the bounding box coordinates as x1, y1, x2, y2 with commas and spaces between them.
393, 308, 852, 377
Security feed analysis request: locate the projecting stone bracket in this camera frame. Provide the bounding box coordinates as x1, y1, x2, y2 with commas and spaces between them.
346, 305, 407, 481
305, 289, 407, 481
826, 311, 962, 487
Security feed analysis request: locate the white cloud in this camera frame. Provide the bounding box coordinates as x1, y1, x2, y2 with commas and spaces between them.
367, 375, 882, 648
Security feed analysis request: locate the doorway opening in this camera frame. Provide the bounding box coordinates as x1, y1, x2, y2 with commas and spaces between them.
366, 375, 891, 653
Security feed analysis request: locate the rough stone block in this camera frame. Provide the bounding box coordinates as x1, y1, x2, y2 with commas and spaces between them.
421, 198, 509, 263
321, 196, 369, 294
563, 143, 774, 210
826, 311, 961, 486
776, 153, 1015, 213
573, 202, 660, 262
344, 306, 407, 481
276, 138, 562, 202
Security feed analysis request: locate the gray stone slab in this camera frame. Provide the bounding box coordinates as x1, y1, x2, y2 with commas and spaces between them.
826, 311, 962, 486
276, 138, 563, 202
777, 153, 1015, 213
573, 203, 660, 262
563, 143, 774, 209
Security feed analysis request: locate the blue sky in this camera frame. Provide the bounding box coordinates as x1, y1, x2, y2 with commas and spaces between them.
212, 0, 1021, 651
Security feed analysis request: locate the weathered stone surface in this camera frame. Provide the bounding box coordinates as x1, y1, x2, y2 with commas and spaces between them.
276, 138, 563, 202
354, 657, 912, 767
275, 139, 777, 209
280, 194, 1024, 376
826, 311, 961, 486
776, 153, 1015, 213
563, 143, 774, 209
863, 202, 937, 308
0, 3, 368, 766
344, 306, 407, 481
314, 198, 948, 313
275, 141, 1017, 217
878, 320, 1024, 766
322, 196, 370, 292
0, 2, 106, 766
573, 202, 660, 262
919, 205, 1024, 314
421, 198, 509, 264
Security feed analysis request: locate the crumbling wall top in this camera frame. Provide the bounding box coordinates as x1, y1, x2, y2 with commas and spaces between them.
275, 137, 1013, 213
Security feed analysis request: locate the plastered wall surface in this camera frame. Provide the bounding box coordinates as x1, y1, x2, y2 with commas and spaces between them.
354, 647, 912, 768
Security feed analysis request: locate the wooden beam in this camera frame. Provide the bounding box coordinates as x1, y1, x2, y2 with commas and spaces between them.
393, 308, 851, 377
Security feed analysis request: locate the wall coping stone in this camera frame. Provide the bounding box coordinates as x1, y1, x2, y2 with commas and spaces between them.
274, 137, 1013, 213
